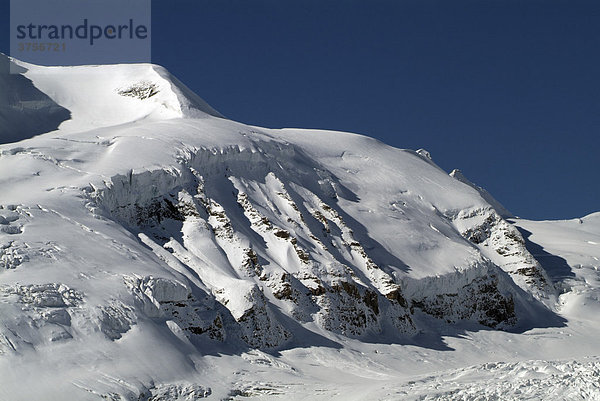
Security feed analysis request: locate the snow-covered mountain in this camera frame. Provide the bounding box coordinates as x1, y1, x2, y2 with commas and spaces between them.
1, 54, 599, 400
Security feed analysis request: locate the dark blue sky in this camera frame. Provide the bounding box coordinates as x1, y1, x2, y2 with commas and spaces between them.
2, 0, 599, 220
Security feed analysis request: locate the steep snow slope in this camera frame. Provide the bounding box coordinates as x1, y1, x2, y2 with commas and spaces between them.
1, 53, 222, 138
0, 55, 598, 400
0, 55, 70, 142
514, 214, 600, 319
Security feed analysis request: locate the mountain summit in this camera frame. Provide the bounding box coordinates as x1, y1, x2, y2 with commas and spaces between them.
1, 59, 599, 400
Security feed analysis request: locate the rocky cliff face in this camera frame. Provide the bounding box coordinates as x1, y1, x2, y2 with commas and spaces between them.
450, 206, 555, 304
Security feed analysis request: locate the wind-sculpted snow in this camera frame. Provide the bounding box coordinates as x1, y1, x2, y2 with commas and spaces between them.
91, 144, 416, 344
90, 142, 554, 347
0, 58, 598, 400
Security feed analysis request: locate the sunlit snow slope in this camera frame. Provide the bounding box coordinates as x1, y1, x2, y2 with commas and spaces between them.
1, 54, 599, 400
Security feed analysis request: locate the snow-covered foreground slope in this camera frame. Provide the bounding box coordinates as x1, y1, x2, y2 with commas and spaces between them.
1, 54, 599, 400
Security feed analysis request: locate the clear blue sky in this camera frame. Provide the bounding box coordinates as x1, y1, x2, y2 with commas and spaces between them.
2, 0, 598, 220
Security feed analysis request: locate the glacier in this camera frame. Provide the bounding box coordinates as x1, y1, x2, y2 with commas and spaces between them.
0, 53, 599, 400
